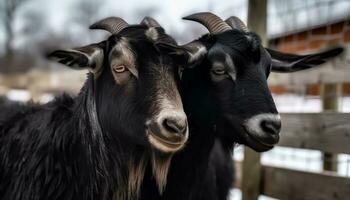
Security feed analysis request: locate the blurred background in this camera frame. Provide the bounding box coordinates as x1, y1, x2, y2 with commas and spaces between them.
0, 0, 350, 199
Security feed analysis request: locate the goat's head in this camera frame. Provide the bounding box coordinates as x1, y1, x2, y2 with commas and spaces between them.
48, 17, 189, 154
170, 12, 343, 152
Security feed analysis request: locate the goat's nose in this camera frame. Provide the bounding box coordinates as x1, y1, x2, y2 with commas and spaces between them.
162, 116, 187, 136
261, 117, 281, 135
244, 113, 281, 147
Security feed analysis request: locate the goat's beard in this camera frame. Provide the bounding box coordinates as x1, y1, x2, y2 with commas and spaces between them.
113, 153, 148, 200
113, 151, 173, 200
151, 151, 173, 194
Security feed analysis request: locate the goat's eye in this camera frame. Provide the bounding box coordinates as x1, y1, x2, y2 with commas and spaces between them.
113, 65, 128, 73
212, 69, 226, 75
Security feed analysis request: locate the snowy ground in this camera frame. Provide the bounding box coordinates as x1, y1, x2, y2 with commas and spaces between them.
230, 94, 350, 200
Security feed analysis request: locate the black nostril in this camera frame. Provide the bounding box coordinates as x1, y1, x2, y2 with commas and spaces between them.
261, 119, 281, 135
163, 117, 187, 135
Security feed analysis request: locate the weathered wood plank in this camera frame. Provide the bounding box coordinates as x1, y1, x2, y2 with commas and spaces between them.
241, 148, 261, 200
278, 113, 350, 154
241, 1, 267, 199
321, 83, 340, 171
321, 84, 341, 111
262, 166, 350, 200
233, 160, 242, 189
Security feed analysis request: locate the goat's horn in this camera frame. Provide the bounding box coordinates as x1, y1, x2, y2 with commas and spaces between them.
90, 17, 128, 34
225, 16, 248, 32
183, 12, 231, 34
141, 16, 161, 28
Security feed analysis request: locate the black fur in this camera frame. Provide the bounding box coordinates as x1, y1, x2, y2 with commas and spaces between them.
0, 25, 185, 200
139, 29, 272, 200
139, 28, 342, 199
0, 78, 110, 200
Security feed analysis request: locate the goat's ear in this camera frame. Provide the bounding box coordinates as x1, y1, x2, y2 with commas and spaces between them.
267, 47, 344, 73
156, 41, 207, 68
47, 43, 105, 73
156, 42, 189, 64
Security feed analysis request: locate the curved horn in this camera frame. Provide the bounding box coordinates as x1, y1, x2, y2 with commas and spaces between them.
141, 16, 161, 28
225, 16, 248, 32
183, 12, 231, 34
90, 17, 128, 34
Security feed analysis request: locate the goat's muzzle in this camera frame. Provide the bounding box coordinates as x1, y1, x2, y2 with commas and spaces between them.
146, 111, 188, 153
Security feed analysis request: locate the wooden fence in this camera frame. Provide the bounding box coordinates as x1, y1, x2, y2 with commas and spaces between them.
235, 112, 350, 200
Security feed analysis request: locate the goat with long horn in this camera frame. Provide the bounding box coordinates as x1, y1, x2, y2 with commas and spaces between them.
136, 12, 343, 200
90, 17, 129, 34
183, 12, 231, 34
225, 16, 249, 32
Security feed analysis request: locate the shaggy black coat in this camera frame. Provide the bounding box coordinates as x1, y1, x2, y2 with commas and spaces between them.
0, 76, 113, 200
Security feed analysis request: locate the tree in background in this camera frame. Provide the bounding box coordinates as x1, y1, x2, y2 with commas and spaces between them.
0, 0, 30, 60
73, 0, 104, 43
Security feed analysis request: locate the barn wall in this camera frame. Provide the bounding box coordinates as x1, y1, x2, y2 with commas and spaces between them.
268, 19, 350, 95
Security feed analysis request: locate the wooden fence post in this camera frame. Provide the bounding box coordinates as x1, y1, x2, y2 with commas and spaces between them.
242, 148, 262, 200
321, 83, 341, 171
242, 0, 267, 200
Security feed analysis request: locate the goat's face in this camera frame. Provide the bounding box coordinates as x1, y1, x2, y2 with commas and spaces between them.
181, 13, 343, 152
180, 31, 280, 152
203, 31, 280, 151
48, 25, 189, 154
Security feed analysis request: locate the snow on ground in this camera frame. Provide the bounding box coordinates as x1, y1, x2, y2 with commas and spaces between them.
6, 89, 31, 102
342, 97, 350, 112
229, 189, 277, 200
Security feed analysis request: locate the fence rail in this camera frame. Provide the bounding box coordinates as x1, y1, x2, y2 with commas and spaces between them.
235, 162, 350, 199
262, 166, 350, 199
279, 113, 350, 154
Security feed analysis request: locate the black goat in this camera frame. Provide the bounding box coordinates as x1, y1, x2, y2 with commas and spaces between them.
138, 13, 343, 200
0, 17, 190, 200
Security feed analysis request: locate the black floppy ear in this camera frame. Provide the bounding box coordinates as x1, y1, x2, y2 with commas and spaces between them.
267, 47, 344, 73
47, 42, 105, 73
156, 41, 207, 67
156, 42, 188, 57
156, 42, 192, 66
